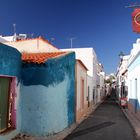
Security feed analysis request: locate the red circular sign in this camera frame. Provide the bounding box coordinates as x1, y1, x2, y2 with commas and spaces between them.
134, 12, 140, 25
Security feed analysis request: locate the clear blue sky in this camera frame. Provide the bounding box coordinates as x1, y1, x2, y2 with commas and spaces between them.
0, 0, 140, 74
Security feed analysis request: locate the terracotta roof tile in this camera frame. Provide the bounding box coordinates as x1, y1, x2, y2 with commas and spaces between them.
22, 52, 66, 64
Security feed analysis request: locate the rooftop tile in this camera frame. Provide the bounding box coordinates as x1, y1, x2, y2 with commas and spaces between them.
22, 52, 66, 64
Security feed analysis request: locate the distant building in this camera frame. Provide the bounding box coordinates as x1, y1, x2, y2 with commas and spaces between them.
0, 34, 28, 42
0, 35, 59, 53
96, 63, 105, 102
61, 47, 105, 106
116, 55, 129, 99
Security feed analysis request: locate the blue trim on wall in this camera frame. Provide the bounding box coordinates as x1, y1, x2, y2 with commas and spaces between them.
129, 98, 140, 110
0, 43, 21, 79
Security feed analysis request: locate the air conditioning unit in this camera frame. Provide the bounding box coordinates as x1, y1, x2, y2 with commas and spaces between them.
18, 34, 27, 40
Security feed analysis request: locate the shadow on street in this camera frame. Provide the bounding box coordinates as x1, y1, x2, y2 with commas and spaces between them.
64, 89, 137, 140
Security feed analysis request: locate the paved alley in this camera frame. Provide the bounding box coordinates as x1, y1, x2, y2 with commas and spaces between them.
64, 92, 137, 140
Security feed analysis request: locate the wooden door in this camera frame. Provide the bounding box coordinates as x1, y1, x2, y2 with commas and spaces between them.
0, 77, 10, 133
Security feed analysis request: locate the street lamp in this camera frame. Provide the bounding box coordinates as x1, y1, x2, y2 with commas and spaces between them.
119, 51, 124, 60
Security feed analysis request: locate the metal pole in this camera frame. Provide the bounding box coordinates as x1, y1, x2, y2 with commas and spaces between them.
69, 37, 76, 48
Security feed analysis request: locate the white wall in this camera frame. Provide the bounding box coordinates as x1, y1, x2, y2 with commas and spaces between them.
116, 55, 129, 97
0, 35, 15, 42
128, 54, 140, 102
128, 39, 140, 65
62, 48, 97, 77
127, 39, 140, 113
62, 47, 103, 105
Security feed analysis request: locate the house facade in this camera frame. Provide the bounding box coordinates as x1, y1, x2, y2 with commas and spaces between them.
0, 43, 21, 140
99, 71, 105, 100
0, 36, 105, 139
0, 42, 76, 139
116, 39, 140, 113
20, 52, 76, 136
116, 55, 129, 100
127, 39, 140, 117
61, 48, 105, 106
75, 60, 88, 123
96, 63, 105, 103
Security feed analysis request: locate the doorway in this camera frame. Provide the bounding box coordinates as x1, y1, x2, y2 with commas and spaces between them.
0, 77, 11, 133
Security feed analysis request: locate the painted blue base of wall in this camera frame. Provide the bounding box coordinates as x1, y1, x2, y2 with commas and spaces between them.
129, 98, 140, 110
20, 52, 75, 136
20, 79, 68, 136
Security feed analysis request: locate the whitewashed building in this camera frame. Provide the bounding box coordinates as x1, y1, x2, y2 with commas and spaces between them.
61, 47, 105, 106
127, 39, 140, 117
99, 71, 105, 100
96, 63, 105, 102
116, 55, 129, 99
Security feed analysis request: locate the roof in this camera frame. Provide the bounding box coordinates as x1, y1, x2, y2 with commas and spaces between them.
22, 52, 66, 64
77, 59, 88, 71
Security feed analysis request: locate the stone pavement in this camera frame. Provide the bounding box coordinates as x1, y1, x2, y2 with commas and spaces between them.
122, 108, 140, 140
64, 94, 137, 140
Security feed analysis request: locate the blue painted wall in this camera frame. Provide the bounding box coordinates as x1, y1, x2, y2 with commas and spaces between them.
0, 43, 21, 140
0, 43, 21, 78
20, 52, 75, 136
129, 99, 140, 110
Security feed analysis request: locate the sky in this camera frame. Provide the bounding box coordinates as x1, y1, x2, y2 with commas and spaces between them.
0, 0, 140, 74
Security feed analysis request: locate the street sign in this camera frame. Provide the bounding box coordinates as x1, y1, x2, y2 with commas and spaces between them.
132, 8, 140, 33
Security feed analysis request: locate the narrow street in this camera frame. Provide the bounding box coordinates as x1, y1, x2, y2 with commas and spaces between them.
64, 91, 137, 140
